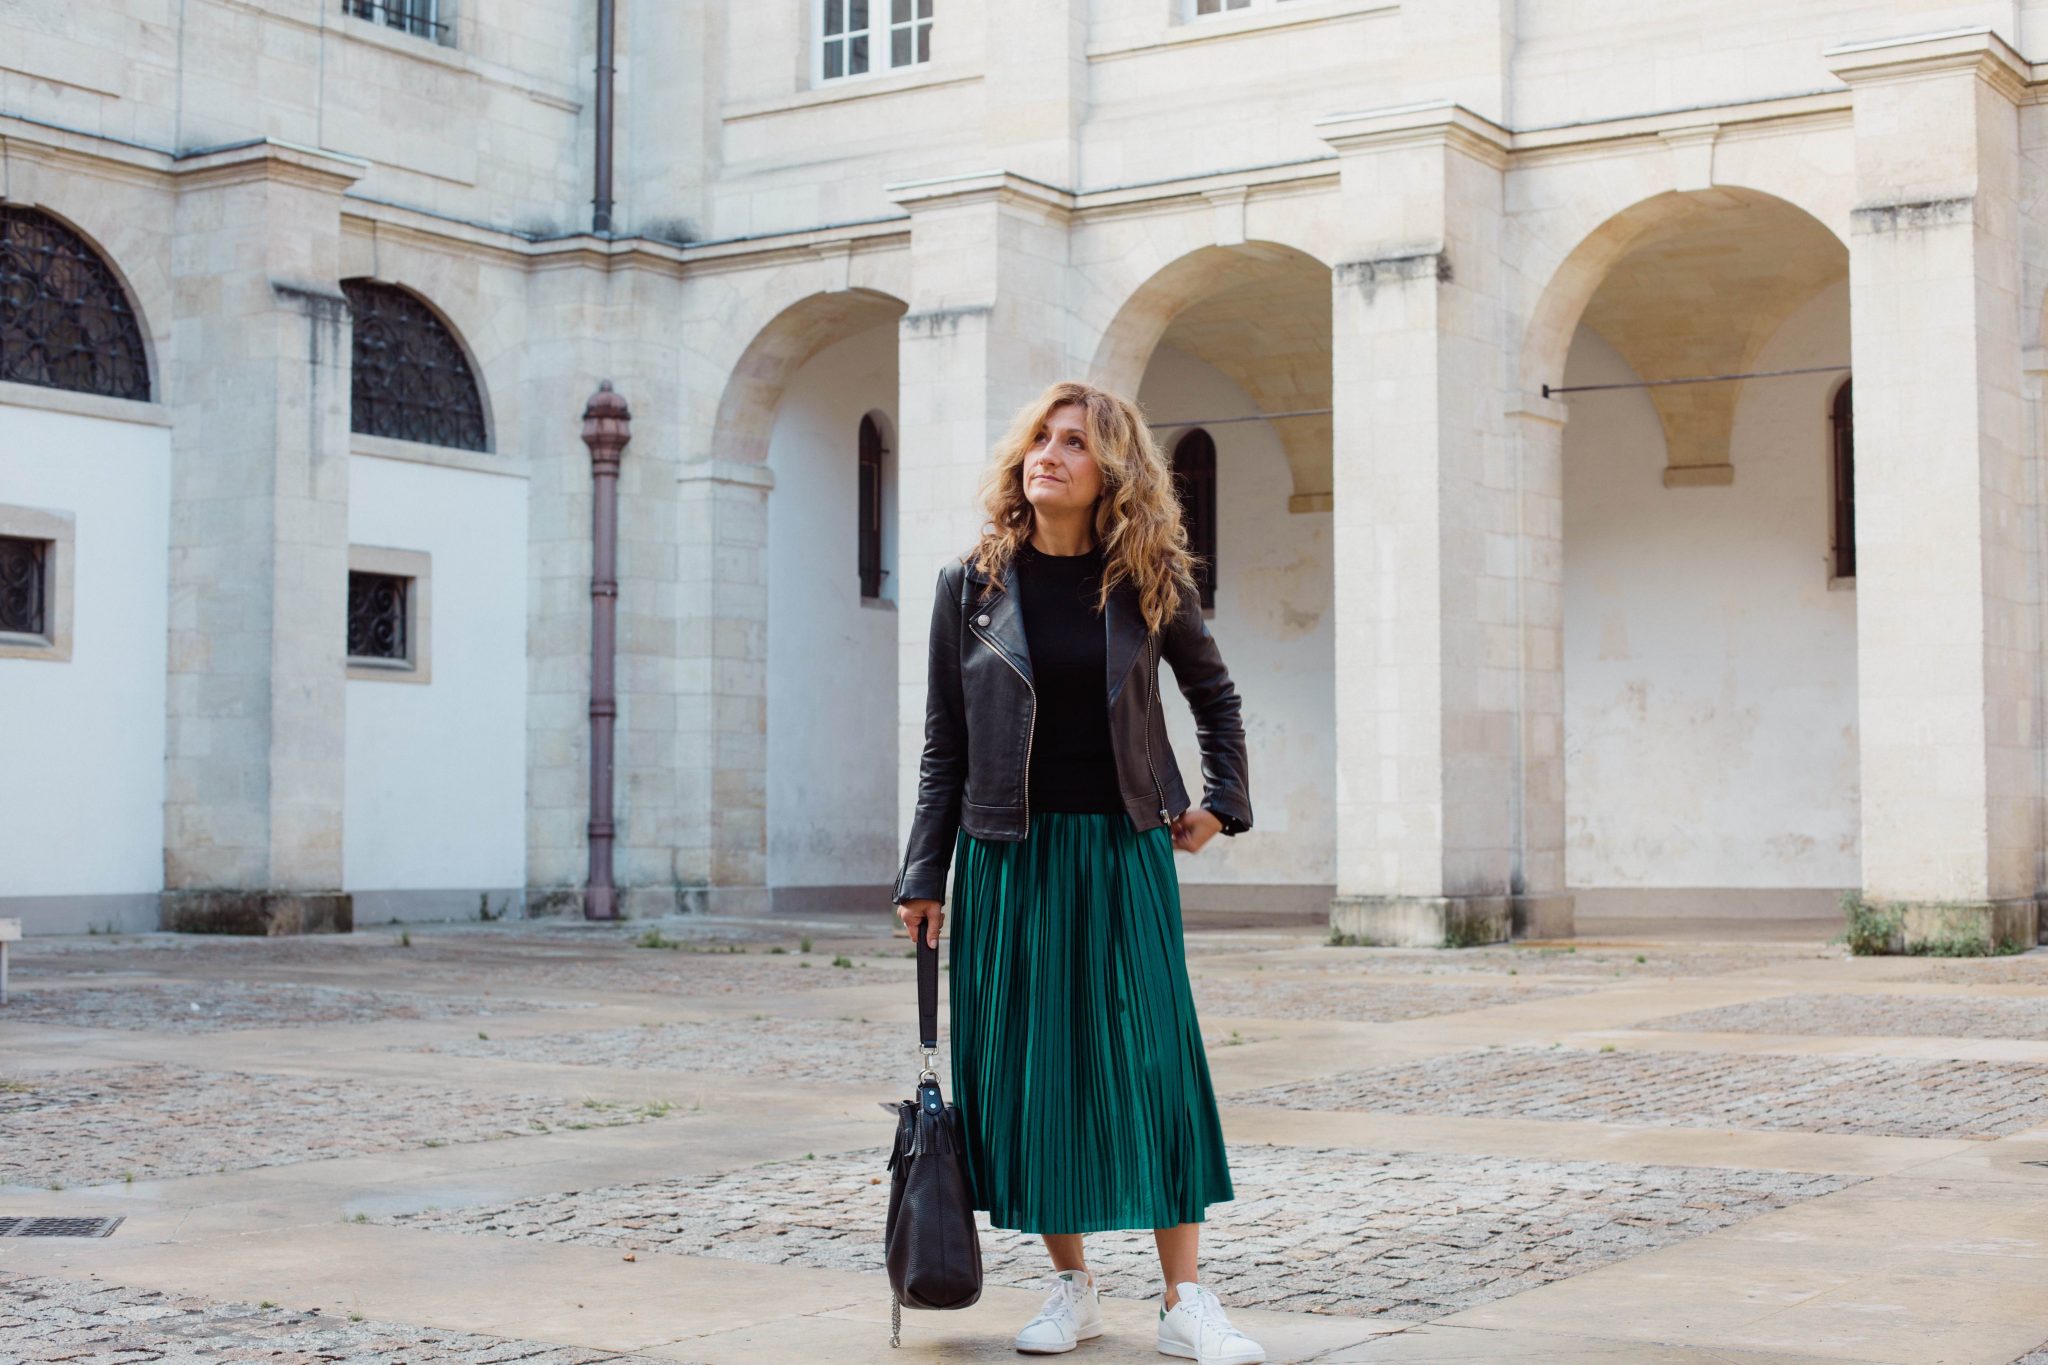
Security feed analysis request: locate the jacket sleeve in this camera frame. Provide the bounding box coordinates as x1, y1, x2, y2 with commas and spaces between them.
1160, 583, 1253, 836
893, 562, 969, 904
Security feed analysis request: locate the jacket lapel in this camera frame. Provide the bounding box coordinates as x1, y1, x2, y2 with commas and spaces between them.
966, 557, 1033, 688
1103, 575, 1148, 706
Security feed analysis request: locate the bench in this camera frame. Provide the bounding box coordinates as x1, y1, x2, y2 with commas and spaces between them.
0, 918, 17, 1004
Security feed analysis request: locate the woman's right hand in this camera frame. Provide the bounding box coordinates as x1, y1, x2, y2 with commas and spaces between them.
897, 898, 944, 948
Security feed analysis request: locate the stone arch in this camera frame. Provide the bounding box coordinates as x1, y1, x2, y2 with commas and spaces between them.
1520, 187, 1848, 483
1088, 241, 1333, 503
710, 288, 908, 467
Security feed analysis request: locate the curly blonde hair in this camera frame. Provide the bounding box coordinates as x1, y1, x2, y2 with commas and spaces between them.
967, 380, 1198, 635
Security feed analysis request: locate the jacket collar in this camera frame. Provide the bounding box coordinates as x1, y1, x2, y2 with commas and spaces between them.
964, 551, 1151, 703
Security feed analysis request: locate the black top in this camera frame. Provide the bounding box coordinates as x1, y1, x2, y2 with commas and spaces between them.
1014, 540, 1125, 816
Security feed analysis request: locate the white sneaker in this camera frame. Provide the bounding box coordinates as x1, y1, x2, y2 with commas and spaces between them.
1014, 1268, 1104, 1354
1156, 1281, 1264, 1365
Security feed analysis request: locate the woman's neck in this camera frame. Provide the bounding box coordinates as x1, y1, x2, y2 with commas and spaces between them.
1029, 514, 1095, 557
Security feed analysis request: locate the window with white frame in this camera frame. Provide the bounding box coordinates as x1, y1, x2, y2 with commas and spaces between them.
820, 0, 932, 82
1191, 0, 1301, 14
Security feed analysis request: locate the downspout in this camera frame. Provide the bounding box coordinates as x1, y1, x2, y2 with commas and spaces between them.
582, 381, 630, 919
593, 0, 616, 234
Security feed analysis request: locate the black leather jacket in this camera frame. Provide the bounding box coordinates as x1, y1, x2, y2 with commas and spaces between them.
893, 552, 1252, 907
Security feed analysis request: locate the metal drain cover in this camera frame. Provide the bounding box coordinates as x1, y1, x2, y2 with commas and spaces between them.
0, 1216, 123, 1237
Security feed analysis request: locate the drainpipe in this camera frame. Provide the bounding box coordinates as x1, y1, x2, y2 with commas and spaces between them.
593, 0, 616, 234
582, 380, 630, 919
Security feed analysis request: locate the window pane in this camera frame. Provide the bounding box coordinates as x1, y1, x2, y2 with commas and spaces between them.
850, 33, 868, 73
824, 0, 842, 36
850, 0, 868, 31
1197, 0, 1222, 11
824, 39, 843, 78
918, 0, 931, 15
348, 572, 410, 662
0, 536, 46, 637
891, 27, 910, 66
917, 21, 929, 61
892, 0, 910, 21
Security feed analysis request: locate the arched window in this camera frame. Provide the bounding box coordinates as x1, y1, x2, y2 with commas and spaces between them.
0, 205, 150, 401
1829, 377, 1854, 581
340, 279, 488, 451
858, 413, 886, 599
1172, 428, 1217, 610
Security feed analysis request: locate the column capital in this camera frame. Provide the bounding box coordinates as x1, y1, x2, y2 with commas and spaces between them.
1313, 99, 1510, 167
879, 168, 1075, 218
1823, 26, 2028, 103
172, 136, 370, 196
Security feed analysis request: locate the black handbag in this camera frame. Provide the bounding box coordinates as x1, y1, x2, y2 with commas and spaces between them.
881, 933, 983, 1346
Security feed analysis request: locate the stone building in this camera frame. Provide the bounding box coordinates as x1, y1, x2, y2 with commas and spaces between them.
1, 1, 2042, 948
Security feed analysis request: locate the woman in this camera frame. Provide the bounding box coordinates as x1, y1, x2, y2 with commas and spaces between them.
892, 380, 1263, 1365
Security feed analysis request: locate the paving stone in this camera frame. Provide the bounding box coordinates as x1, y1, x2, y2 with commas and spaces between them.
1190, 973, 1587, 1021
1636, 992, 2048, 1041
0, 1271, 672, 1363
0, 1065, 676, 1188
0, 980, 572, 1033
1231, 1046, 2048, 1139
379, 1143, 1854, 1322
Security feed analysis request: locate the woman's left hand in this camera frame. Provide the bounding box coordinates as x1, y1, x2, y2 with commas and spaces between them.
1169, 806, 1223, 854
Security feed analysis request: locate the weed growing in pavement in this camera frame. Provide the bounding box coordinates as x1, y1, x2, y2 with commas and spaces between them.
831, 954, 854, 969
801, 936, 814, 954
399, 931, 411, 948
423, 1139, 446, 1149
634, 927, 681, 950
476, 1030, 489, 1041
769, 945, 787, 955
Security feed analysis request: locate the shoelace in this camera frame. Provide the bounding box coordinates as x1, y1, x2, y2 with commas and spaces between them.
1026, 1275, 1088, 1329
1178, 1286, 1245, 1343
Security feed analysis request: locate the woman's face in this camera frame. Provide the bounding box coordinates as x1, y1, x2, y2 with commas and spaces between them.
1022, 402, 1104, 517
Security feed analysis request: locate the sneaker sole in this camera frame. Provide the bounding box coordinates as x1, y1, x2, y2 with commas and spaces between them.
1016, 1323, 1104, 1354
1156, 1338, 1264, 1365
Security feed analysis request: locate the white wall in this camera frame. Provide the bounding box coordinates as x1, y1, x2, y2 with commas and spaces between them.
1138, 345, 1336, 891
1560, 279, 1859, 889
765, 324, 901, 890
0, 400, 170, 917
344, 453, 529, 910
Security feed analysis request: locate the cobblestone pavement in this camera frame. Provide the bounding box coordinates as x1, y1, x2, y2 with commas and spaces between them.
0, 980, 570, 1033
1229, 1045, 2048, 1139
1636, 991, 2048, 1040
0, 1065, 676, 1188
1894, 953, 2048, 986
15, 936, 913, 1000
1189, 973, 1586, 1021
380, 1143, 1855, 1321
424, 1015, 909, 1086
0, 1272, 671, 1364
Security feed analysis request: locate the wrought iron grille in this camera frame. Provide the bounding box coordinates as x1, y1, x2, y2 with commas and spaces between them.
348, 571, 410, 662
0, 1216, 124, 1237
340, 280, 488, 451
0, 205, 151, 401
342, 0, 447, 41
0, 536, 46, 636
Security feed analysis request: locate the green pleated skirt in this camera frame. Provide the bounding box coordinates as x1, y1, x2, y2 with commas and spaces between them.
947, 810, 1235, 1235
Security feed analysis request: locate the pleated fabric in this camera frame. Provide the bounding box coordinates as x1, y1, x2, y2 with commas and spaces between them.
947, 810, 1235, 1234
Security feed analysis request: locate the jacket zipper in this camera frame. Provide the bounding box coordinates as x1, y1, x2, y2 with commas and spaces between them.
1142, 632, 1167, 824
973, 623, 1035, 836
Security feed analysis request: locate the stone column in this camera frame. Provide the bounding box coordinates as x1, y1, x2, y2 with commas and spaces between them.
673, 457, 775, 916
162, 141, 365, 934
882, 171, 1079, 864
1315, 102, 1569, 947
1828, 31, 2040, 951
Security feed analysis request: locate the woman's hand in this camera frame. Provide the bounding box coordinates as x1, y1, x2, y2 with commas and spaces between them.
897, 897, 945, 948
1169, 807, 1223, 854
